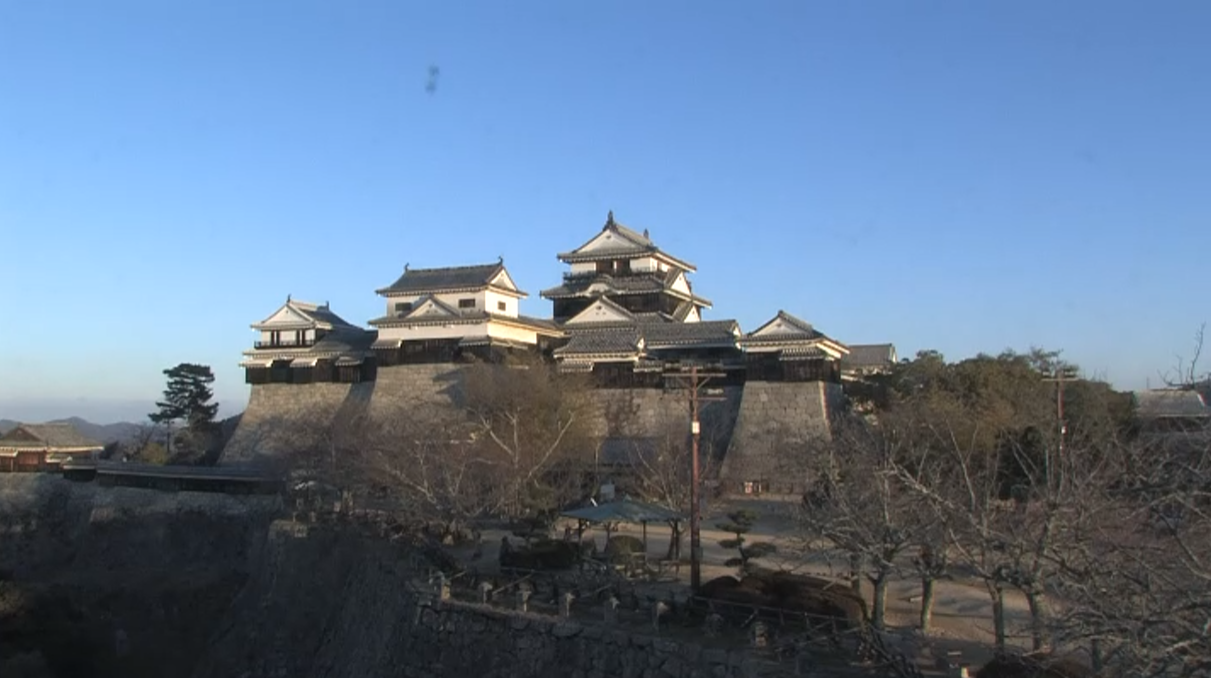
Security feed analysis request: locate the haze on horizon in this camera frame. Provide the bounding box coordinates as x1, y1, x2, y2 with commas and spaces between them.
1, 1, 1207, 424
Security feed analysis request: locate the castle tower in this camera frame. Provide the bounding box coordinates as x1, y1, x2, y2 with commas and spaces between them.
541, 211, 712, 324
368, 260, 562, 365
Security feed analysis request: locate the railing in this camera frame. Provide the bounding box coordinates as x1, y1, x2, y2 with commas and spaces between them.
254, 339, 316, 348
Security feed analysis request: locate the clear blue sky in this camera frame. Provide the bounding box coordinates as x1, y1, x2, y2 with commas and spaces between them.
1, 1, 1208, 423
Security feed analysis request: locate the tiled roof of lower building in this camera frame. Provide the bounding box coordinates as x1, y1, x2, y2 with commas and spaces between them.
1135, 389, 1211, 418
0, 423, 103, 449
841, 344, 897, 369
556, 319, 740, 357
554, 327, 643, 356
641, 320, 739, 348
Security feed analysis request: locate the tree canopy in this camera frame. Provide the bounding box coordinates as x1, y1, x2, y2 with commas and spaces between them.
149, 363, 220, 463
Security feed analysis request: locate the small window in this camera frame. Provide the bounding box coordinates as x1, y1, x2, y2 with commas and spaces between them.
458, 298, 475, 309
394, 302, 412, 315
497, 301, 507, 312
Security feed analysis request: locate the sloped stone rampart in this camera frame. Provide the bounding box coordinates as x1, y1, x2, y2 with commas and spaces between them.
222, 381, 375, 464
719, 381, 843, 494
222, 365, 840, 485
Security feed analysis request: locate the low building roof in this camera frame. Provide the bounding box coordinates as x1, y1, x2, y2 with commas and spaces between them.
841, 344, 898, 370
560, 497, 685, 525
0, 423, 103, 450
1134, 389, 1211, 419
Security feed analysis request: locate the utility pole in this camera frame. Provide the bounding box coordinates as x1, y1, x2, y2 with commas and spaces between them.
664, 363, 727, 593
1041, 365, 1079, 457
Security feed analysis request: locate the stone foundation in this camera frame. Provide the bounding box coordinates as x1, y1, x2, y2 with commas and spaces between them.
222, 365, 839, 490
719, 381, 844, 494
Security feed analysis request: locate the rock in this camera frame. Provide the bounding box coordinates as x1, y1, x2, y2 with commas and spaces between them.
553, 621, 583, 638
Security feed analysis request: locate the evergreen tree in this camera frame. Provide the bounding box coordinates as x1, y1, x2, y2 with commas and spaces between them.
716, 509, 777, 576
149, 363, 219, 459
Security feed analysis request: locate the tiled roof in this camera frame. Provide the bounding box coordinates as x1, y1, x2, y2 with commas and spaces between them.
244, 327, 376, 363
743, 310, 826, 342
368, 309, 560, 333
1134, 390, 1211, 419
555, 319, 739, 357
642, 320, 740, 348
557, 212, 697, 271
253, 299, 361, 331
291, 300, 358, 329
0, 423, 103, 449
376, 262, 512, 295
313, 327, 376, 353
541, 273, 712, 306
779, 346, 827, 360
554, 327, 643, 356
842, 344, 897, 369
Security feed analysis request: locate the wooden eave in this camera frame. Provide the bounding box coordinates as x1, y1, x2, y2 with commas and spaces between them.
375, 283, 527, 299
556, 249, 697, 273
553, 352, 640, 361
368, 313, 562, 336
541, 284, 712, 308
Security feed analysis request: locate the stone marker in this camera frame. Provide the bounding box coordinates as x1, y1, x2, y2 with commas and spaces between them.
561, 591, 575, 618
478, 581, 494, 604
517, 589, 531, 613
653, 601, 670, 633
438, 574, 451, 601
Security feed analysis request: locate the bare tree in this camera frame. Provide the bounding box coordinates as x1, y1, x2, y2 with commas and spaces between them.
1050, 435, 1211, 677
1162, 322, 1208, 389
797, 417, 921, 630
461, 357, 593, 520
625, 420, 725, 561
355, 409, 497, 540
894, 423, 1019, 651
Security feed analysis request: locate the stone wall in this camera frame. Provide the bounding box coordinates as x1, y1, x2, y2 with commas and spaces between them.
0, 475, 280, 678
222, 381, 374, 464
191, 518, 802, 678
719, 381, 844, 494
222, 365, 840, 491
365, 362, 465, 421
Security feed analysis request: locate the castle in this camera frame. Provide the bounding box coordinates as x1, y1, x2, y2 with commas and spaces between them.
226, 212, 895, 494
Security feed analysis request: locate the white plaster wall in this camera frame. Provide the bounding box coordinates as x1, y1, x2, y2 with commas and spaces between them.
630, 257, 657, 272
485, 290, 519, 317
376, 322, 490, 342
570, 262, 596, 275
669, 272, 691, 295
486, 322, 538, 344
383, 290, 529, 317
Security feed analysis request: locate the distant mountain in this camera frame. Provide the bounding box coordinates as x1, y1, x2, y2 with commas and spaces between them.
0, 416, 145, 444
0, 414, 244, 448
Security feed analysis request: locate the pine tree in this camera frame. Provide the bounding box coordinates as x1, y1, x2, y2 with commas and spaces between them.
716, 509, 777, 576
149, 363, 219, 459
